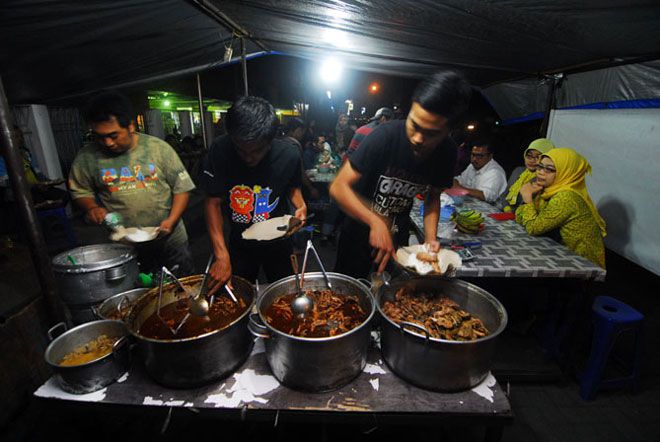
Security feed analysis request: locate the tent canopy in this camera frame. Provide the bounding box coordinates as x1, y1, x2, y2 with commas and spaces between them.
1, 0, 660, 106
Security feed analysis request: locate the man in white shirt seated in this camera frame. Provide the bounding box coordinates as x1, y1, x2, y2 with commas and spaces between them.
452, 140, 507, 203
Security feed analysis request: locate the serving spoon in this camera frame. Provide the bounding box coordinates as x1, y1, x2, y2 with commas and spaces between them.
290, 254, 313, 317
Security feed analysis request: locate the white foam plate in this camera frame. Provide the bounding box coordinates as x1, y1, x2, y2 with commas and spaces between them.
395, 244, 462, 276
241, 215, 292, 241
110, 226, 159, 243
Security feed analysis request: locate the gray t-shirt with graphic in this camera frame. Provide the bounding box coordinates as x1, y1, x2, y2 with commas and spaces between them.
69, 133, 195, 228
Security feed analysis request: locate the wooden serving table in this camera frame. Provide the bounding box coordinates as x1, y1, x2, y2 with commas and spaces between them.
34, 335, 513, 441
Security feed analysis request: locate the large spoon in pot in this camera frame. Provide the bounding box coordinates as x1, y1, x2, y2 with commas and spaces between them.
290, 254, 313, 317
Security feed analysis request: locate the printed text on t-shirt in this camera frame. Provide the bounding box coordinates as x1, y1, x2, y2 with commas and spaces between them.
372, 175, 428, 217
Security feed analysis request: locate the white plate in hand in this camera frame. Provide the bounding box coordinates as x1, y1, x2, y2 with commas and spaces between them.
241, 215, 292, 241
110, 226, 159, 243
395, 244, 462, 276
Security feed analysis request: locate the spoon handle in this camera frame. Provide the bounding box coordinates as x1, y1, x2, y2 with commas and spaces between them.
290, 254, 303, 295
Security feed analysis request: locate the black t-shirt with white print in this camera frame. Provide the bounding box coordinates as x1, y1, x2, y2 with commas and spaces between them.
347, 119, 456, 241
199, 134, 303, 243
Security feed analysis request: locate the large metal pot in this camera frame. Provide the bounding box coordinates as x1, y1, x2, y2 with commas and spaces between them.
249, 272, 375, 392
376, 277, 507, 391
125, 275, 254, 388
94, 288, 149, 321
44, 320, 131, 394
52, 244, 139, 324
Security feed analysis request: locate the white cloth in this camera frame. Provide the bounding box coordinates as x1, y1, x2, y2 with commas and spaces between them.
455, 159, 507, 203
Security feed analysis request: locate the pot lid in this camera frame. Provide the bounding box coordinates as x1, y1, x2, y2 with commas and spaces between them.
52, 244, 137, 274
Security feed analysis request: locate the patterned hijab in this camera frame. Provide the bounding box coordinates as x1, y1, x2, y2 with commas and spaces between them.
505, 138, 554, 205
541, 147, 606, 237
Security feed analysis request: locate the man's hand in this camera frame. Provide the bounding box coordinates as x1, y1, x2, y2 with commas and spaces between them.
158, 218, 175, 236
294, 206, 308, 223
369, 217, 395, 274
520, 182, 543, 204
425, 239, 441, 253
86, 207, 108, 225
207, 249, 232, 295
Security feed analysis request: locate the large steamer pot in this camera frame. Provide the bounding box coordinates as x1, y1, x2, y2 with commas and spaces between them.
94, 288, 149, 321
44, 320, 130, 394
126, 275, 255, 388
52, 244, 139, 324
376, 277, 507, 392
250, 272, 375, 392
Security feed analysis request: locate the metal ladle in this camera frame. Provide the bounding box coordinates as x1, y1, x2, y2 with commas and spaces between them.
190, 255, 214, 316
290, 254, 313, 317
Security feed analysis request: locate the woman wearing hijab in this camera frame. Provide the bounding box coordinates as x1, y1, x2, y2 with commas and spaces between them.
501, 138, 554, 212
516, 147, 606, 268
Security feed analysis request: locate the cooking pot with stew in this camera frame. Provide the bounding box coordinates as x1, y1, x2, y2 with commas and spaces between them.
44, 320, 131, 394
125, 275, 254, 388
249, 272, 374, 392
375, 277, 507, 391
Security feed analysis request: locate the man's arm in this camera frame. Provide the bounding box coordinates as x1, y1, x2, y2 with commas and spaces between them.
453, 181, 486, 201
159, 192, 189, 235
329, 161, 394, 273
288, 187, 307, 221
204, 196, 232, 293
72, 196, 107, 224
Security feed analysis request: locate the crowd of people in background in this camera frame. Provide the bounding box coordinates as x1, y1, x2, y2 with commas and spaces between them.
153, 94, 606, 271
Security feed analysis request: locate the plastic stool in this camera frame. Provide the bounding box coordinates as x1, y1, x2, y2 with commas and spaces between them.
36, 206, 78, 249
579, 295, 644, 400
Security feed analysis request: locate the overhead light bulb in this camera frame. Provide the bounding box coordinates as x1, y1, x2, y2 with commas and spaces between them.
320, 58, 343, 84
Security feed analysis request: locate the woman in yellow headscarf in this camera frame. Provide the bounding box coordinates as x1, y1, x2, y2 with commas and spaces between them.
501, 138, 554, 212
516, 147, 606, 268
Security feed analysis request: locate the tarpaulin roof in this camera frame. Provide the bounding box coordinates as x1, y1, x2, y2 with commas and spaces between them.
1, 0, 660, 104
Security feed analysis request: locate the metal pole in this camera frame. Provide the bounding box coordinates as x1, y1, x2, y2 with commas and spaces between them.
0, 76, 66, 324
196, 73, 207, 150
241, 37, 248, 96
540, 74, 561, 137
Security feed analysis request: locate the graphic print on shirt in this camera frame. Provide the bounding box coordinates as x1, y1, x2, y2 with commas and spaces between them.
100, 163, 159, 193
253, 185, 280, 222
229, 185, 255, 223
372, 174, 428, 217
228, 184, 280, 224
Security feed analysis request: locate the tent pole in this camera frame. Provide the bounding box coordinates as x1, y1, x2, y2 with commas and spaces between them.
241, 38, 248, 96
196, 73, 208, 150
540, 74, 561, 136
0, 76, 66, 324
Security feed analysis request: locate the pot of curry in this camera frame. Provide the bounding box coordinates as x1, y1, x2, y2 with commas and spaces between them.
44, 320, 130, 394
125, 274, 254, 388
375, 277, 507, 391
249, 272, 374, 392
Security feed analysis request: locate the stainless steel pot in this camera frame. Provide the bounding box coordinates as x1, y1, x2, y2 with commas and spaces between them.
44, 320, 130, 394
94, 288, 149, 321
125, 275, 254, 388
376, 277, 507, 391
52, 244, 139, 324
249, 272, 375, 392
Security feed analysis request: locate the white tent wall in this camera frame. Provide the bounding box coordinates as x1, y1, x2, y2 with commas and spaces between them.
546, 108, 660, 275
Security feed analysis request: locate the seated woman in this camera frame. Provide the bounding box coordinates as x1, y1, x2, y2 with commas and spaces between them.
516, 147, 606, 268
501, 138, 554, 212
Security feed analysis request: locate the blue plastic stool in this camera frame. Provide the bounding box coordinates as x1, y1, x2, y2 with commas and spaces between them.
579, 295, 644, 400
36, 206, 78, 249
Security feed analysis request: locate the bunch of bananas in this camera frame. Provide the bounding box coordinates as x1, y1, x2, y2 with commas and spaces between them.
451, 209, 485, 234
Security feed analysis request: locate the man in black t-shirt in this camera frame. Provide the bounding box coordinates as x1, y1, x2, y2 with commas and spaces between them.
200, 97, 307, 292
330, 71, 472, 278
